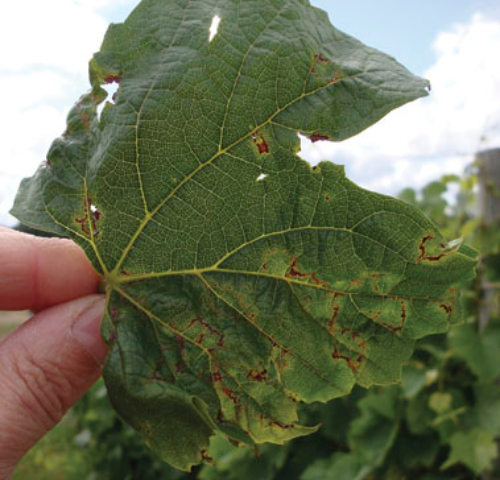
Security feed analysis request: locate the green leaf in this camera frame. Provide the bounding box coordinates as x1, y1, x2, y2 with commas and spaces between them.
400, 363, 428, 400
450, 322, 500, 382
348, 387, 401, 467
389, 429, 440, 470
199, 434, 288, 480
474, 384, 500, 436
300, 453, 371, 480
442, 428, 498, 475
11, 0, 476, 471
429, 392, 453, 415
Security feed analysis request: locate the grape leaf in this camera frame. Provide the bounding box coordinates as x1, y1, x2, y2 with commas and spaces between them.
11, 0, 476, 471
442, 428, 498, 475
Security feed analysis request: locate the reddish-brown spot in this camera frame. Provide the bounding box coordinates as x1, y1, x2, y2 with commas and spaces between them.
247, 369, 268, 382
222, 388, 239, 403
314, 53, 330, 64
310, 134, 329, 143
401, 302, 407, 324
189, 317, 224, 347
423, 254, 447, 262
381, 322, 403, 334
286, 257, 329, 287
105, 74, 122, 84
252, 131, 269, 154
212, 371, 222, 382
417, 235, 433, 262
176, 335, 186, 352
80, 112, 90, 129
328, 306, 340, 333
262, 263, 268, 271
328, 71, 342, 84
75, 197, 101, 237
332, 347, 350, 363
270, 421, 295, 429
349, 279, 363, 288
201, 450, 213, 463
175, 361, 184, 374
324, 194, 331, 201
440, 304, 453, 314
332, 346, 361, 372
217, 409, 224, 423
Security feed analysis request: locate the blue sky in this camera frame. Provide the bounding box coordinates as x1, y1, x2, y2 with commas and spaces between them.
1, 0, 500, 227
315, 0, 500, 74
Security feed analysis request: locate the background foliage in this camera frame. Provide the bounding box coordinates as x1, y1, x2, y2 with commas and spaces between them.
13, 157, 500, 479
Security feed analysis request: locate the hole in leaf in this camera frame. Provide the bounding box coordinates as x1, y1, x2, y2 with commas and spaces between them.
97, 80, 120, 121
75, 197, 102, 237
297, 133, 323, 168
103, 82, 119, 105
257, 173, 267, 182
209, 15, 221, 42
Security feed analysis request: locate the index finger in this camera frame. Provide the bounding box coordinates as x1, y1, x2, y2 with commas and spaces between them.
0, 228, 101, 311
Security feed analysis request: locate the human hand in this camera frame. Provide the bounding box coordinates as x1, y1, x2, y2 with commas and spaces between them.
0, 227, 107, 479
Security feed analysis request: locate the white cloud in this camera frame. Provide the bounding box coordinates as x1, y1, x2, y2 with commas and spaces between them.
300, 13, 500, 195
0, 0, 137, 226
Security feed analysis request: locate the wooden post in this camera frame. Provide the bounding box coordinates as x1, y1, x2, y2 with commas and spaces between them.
477, 148, 500, 333
478, 148, 500, 480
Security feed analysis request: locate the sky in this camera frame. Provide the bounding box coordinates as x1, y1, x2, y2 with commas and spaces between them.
1, 0, 500, 227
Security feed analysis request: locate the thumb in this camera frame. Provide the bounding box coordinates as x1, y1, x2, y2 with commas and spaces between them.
0, 295, 107, 477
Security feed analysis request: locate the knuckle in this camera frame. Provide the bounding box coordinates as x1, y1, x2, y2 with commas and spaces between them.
7, 344, 77, 428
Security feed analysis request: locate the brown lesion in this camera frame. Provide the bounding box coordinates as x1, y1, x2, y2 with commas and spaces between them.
270, 420, 295, 430
440, 304, 453, 314
222, 387, 239, 403
401, 301, 407, 324
75, 197, 102, 237
416, 235, 433, 262
185, 316, 225, 348
332, 344, 363, 372
314, 53, 330, 65
327, 305, 340, 334
201, 450, 214, 464
416, 234, 449, 263
286, 257, 329, 287
105, 74, 122, 84
252, 131, 269, 154
309, 133, 330, 143
211, 368, 241, 404
247, 369, 268, 382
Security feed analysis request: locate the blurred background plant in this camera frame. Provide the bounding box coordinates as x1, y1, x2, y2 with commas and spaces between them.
7, 149, 499, 480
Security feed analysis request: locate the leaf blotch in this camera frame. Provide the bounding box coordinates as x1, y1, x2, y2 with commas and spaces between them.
252, 131, 269, 154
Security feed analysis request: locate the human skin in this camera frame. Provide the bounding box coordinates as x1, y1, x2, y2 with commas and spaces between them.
0, 227, 107, 479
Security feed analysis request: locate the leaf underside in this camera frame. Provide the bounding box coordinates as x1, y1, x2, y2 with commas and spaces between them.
11, 0, 476, 471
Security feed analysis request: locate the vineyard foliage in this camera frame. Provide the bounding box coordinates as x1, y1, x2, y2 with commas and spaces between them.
11, 0, 482, 474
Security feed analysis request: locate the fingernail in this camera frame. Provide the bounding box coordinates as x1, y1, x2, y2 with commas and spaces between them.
71, 296, 107, 366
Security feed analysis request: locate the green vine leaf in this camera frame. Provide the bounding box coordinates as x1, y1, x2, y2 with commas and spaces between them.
11, 0, 476, 471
